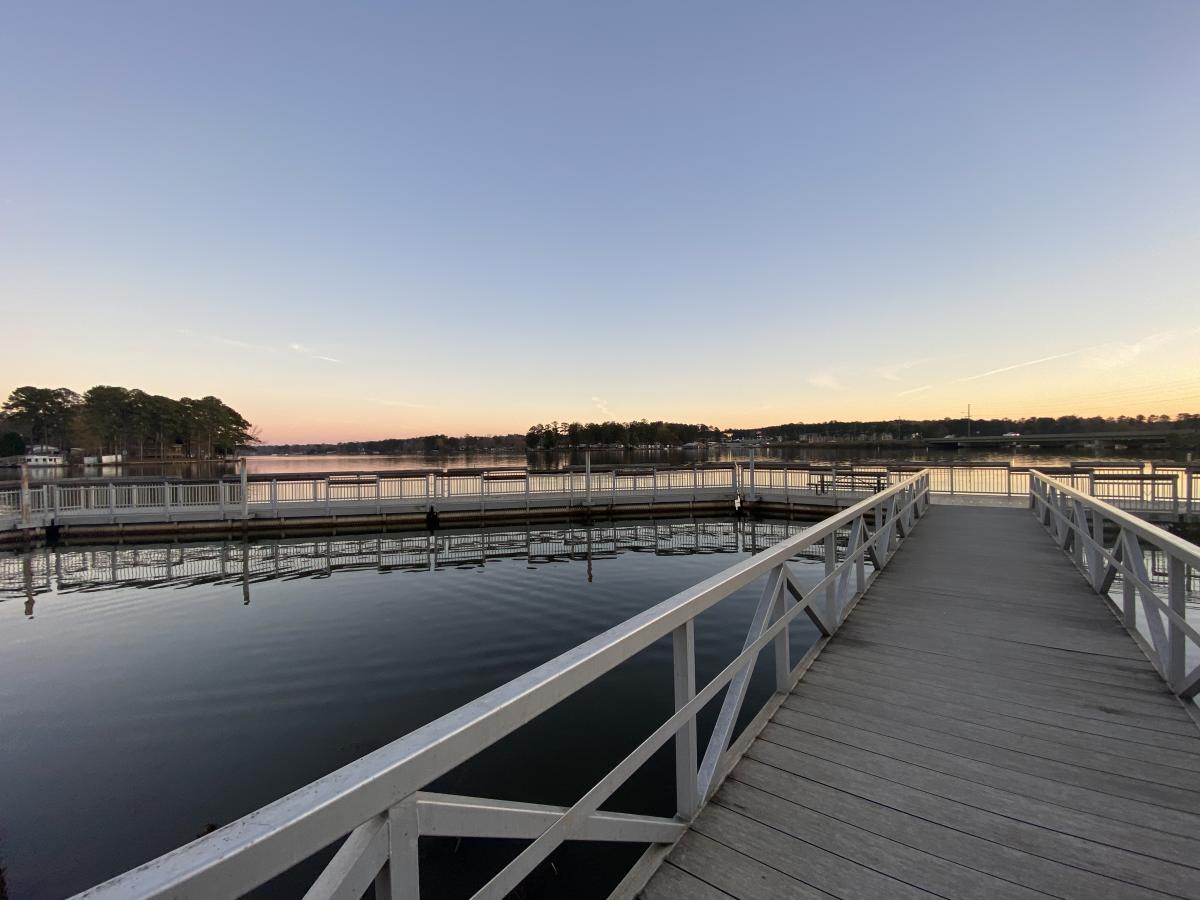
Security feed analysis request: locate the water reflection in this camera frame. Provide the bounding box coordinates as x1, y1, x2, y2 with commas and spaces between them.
1, 519, 825, 606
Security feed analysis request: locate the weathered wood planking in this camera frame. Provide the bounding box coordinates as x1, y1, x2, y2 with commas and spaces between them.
642, 505, 1200, 899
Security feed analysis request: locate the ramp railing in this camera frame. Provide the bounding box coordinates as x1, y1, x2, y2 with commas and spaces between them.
1030, 471, 1200, 701
74, 471, 929, 900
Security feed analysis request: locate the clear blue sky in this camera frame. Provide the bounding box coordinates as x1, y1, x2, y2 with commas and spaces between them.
3, 1, 1197, 441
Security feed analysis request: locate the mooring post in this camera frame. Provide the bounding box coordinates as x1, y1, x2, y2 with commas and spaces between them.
239, 457, 249, 520
585, 450, 591, 505
19, 463, 31, 527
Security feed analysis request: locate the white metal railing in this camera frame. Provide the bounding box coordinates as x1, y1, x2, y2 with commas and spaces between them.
73, 471, 930, 899
3, 462, 1195, 531
1030, 471, 1200, 701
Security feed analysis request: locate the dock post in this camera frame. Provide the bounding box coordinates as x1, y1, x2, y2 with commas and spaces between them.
749, 447, 756, 499
19, 464, 30, 527
240, 458, 248, 520
585, 450, 591, 505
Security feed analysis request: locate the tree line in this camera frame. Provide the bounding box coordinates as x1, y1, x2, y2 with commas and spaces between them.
744, 413, 1200, 442
525, 421, 723, 449
0, 385, 257, 459
255, 434, 527, 455
527, 413, 1200, 448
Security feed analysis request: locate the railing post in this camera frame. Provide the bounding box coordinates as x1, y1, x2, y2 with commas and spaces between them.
948, 465, 955, 495
378, 795, 419, 899
1122, 532, 1137, 629
672, 620, 699, 819
748, 448, 755, 499
855, 517, 866, 594
1168, 556, 1186, 690
824, 533, 836, 621
585, 450, 591, 505
163, 480, 171, 520
270, 478, 278, 517
108, 482, 117, 519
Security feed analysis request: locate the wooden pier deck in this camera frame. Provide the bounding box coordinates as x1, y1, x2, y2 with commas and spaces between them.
643, 505, 1200, 899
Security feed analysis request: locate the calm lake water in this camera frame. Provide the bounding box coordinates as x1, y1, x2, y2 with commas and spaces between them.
0, 518, 830, 898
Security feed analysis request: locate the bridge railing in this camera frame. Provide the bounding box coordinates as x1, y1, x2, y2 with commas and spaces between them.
1030, 471, 1200, 702
74, 471, 930, 900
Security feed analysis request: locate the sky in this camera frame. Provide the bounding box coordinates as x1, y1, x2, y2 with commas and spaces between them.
2, 1, 1198, 443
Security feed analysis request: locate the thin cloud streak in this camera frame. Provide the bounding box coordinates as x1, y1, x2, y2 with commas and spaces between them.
176, 328, 274, 354
1080, 328, 1197, 371
897, 384, 932, 397
877, 357, 938, 382
955, 345, 1103, 383
290, 342, 341, 364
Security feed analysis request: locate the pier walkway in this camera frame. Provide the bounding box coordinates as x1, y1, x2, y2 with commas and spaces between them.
643, 505, 1200, 899
74, 470, 1200, 900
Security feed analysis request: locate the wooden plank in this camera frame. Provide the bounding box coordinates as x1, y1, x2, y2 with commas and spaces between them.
843, 607, 1150, 661
666, 830, 828, 900
811, 648, 1190, 721
781, 689, 1200, 793
732, 754, 1161, 900
829, 621, 1162, 679
762, 707, 1200, 836
760, 710, 1200, 870
640, 862, 734, 900
745, 739, 1197, 898
802, 659, 1200, 739
713, 779, 1045, 900
690, 803, 937, 899
823, 633, 1172, 694
772, 705, 1200, 816
797, 665, 1200, 753
792, 677, 1200, 773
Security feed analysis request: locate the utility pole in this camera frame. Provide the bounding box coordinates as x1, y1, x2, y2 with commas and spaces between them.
965, 404, 972, 439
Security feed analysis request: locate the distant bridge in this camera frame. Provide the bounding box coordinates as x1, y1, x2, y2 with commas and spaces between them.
926, 429, 1191, 447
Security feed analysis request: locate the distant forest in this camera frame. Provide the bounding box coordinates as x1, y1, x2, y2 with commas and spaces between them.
257, 433, 527, 455
526, 413, 1200, 448
0, 385, 256, 459
253, 411, 1200, 456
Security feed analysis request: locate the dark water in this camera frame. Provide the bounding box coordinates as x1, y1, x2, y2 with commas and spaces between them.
0, 518, 831, 898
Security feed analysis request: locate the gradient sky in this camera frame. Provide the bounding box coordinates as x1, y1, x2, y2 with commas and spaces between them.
3, 1, 1198, 443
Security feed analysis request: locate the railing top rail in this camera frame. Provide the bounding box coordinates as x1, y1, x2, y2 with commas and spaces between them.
1090, 473, 1179, 482
76, 470, 929, 898
1030, 470, 1200, 566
